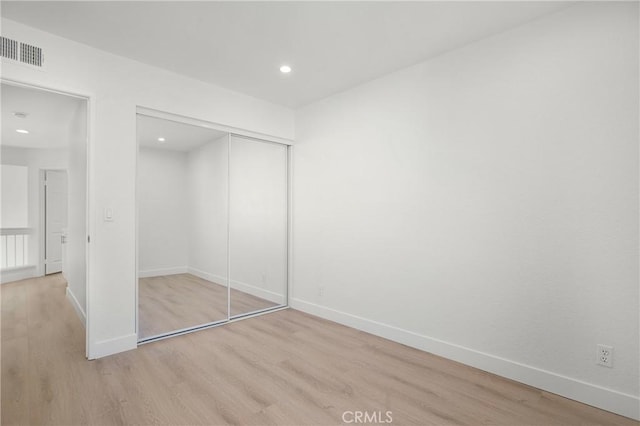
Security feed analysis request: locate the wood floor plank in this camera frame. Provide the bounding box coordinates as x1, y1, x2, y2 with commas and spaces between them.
2, 274, 637, 425
1, 337, 29, 426
0, 282, 27, 341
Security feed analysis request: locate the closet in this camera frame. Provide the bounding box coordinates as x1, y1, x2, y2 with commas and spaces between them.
136, 113, 289, 342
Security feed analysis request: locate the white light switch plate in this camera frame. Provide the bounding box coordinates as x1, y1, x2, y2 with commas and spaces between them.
104, 207, 114, 222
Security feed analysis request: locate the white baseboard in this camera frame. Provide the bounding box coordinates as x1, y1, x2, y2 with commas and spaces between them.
230, 279, 285, 305
187, 267, 225, 285
65, 286, 86, 327
188, 267, 285, 305
1, 265, 37, 284
138, 266, 188, 278
290, 298, 640, 421
89, 333, 137, 359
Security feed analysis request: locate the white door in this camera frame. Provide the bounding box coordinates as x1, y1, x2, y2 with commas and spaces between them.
45, 170, 68, 275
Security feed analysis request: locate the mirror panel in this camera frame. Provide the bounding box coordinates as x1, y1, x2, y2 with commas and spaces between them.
229, 135, 288, 317
137, 115, 229, 340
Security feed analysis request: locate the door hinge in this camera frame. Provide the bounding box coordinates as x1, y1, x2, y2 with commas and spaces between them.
87, 235, 91, 243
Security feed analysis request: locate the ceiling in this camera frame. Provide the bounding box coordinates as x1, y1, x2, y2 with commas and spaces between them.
1, 83, 85, 149
137, 115, 228, 152
1, 2, 572, 108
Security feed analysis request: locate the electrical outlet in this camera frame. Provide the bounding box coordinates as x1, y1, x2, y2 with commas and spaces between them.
597, 344, 613, 368
318, 286, 324, 297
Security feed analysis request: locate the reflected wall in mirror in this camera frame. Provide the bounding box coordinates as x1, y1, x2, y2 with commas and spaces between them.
229, 135, 288, 318
137, 115, 229, 340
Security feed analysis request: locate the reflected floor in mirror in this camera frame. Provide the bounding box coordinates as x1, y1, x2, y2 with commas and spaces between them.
138, 273, 278, 339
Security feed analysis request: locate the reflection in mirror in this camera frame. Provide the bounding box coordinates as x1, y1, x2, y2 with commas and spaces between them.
137, 115, 229, 340
229, 135, 288, 318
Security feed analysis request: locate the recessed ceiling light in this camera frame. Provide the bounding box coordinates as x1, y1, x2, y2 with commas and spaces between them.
16, 129, 29, 134
279, 65, 292, 74
13, 112, 28, 119
157, 137, 166, 143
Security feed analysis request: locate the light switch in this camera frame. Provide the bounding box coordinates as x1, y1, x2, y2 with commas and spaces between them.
104, 207, 114, 222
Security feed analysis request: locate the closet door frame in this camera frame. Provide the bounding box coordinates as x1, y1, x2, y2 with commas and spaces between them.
135, 107, 293, 345
228, 134, 290, 320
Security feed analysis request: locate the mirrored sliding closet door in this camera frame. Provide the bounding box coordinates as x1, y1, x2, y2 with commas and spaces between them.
137, 115, 229, 340
137, 112, 289, 343
229, 135, 288, 318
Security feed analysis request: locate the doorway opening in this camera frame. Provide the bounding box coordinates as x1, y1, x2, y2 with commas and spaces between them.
43, 169, 68, 275
0, 81, 89, 341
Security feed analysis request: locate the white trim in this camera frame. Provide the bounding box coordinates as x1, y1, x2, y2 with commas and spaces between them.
138, 266, 188, 278
0, 78, 89, 101
230, 278, 285, 305
287, 145, 294, 307
66, 285, 86, 327
2, 78, 93, 360
85, 91, 93, 360
188, 267, 285, 305
187, 267, 227, 285
138, 305, 289, 345
137, 106, 293, 146
226, 133, 232, 321
290, 298, 640, 421
0, 265, 37, 284
0, 227, 32, 235
135, 114, 140, 343
286, 145, 292, 310
89, 333, 137, 360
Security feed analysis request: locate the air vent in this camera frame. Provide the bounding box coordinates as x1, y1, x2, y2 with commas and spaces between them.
0, 37, 44, 68
0, 37, 18, 60
20, 42, 43, 67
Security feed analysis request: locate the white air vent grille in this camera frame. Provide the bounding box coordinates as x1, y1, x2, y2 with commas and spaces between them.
0, 37, 19, 60
20, 42, 43, 67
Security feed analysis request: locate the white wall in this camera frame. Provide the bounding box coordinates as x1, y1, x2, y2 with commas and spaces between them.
0, 18, 294, 358
138, 147, 188, 276
1, 164, 28, 228
65, 101, 87, 321
186, 136, 228, 284
0, 146, 68, 278
293, 2, 638, 419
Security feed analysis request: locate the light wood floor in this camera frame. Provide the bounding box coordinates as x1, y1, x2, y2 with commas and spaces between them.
138, 273, 278, 338
2, 274, 637, 426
